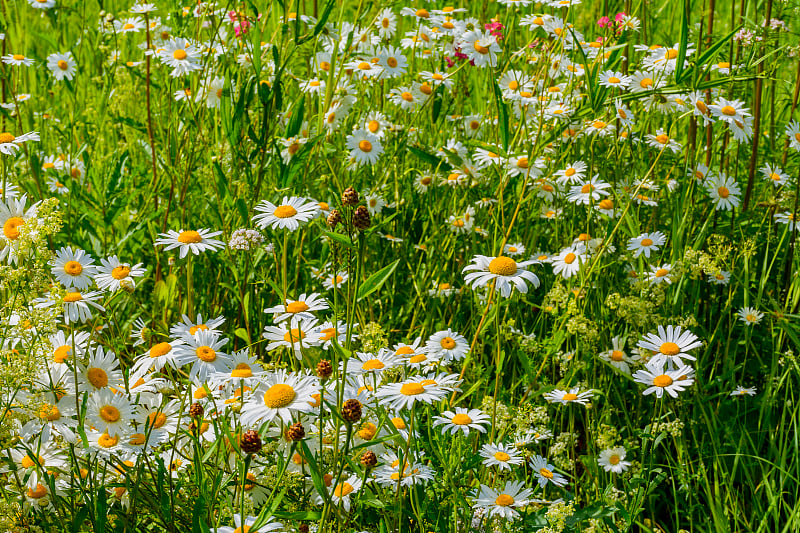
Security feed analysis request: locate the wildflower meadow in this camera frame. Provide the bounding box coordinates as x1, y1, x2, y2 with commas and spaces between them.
1, 0, 800, 531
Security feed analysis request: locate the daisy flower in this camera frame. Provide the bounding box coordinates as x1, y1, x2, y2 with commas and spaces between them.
785, 120, 800, 151
462, 255, 540, 298
330, 474, 362, 512
760, 164, 790, 187
567, 176, 611, 205
554, 160, 587, 185
86, 389, 134, 435
346, 349, 399, 376
774, 211, 799, 230
364, 192, 386, 215
51, 247, 97, 290
170, 313, 226, 339
129, 339, 183, 382
425, 329, 469, 364
28, 0, 56, 8
346, 129, 383, 166
94, 256, 146, 291
433, 407, 490, 436
598, 447, 631, 473
263, 293, 328, 323
730, 385, 757, 397
316, 320, 354, 350
646, 263, 674, 285
46, 52, 77, 81
638, 325, 701, 368
20, 397, 78, 444
154, 229, 225, 258
707, 270, 731, 285
78, 346, 123, 392
707, 174, 741, 211
252, 196, 319, 231
543, 387, 593, 406
2, 53, 35, 66
598, 336, 640, 374
0, 131, 39, 155
645, 129, 682, 153
737, 306, 763, 326
549, 245, 587, 279
633, 360, 695, 398
627, 231, 667, 258
172, 330, 232, 381
473, 480, 533, 520
479, 443, 524, 471
375, 377, 449, 411
35, 288, 105, 324
46, 330, 90, 366
158, 38, 202, 76
323, 271, 349, 290
709, 98, 749, 124
263, 318, 323, 358
240, 369, 317, 426
459, 30, 502, 67
530, 455, 568, 487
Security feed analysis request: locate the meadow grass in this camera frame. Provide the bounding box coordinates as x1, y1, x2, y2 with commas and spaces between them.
0, 0, 799, 532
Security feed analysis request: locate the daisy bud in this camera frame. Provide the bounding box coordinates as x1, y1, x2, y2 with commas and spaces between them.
316, 359, 333, 379
342, 187, 359, 206
352, 206, 371, 230
341, 399, 362, 423
327, 209, 342, 228
239, 430, 262, 455
189, 403, 204, 418
287, 422, 305, 441
360, 450, 377, 468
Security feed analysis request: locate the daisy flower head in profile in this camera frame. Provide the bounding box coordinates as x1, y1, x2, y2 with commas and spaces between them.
645, 129, 682, 153
462, 255, 540, 298
263, 292, 328, 324
479, 442, 524, 471
598, 70, 631, 90
253, 196, 319, 231
627, 231, 667, 258
633, 360, 694, 398
530, 455, 568, 487
263, 317, 323, 358
598, 446, 631, 473
638, 324, 702, 367
785, 120, 800, 151
2, 53, 35, 67
760, 163, 790, 188
709, 98, 749, 124
28, 0, 56, 8
730, 385, 757, 397
503, 242, 526, 256
0, 131, 40, 155
375, 376, 451, 411
34, 288, 105, 324
567, 175, 611, 205
737, 306, 764, 326
472, 480, 534, 520
51, 247, 97, 290
46, 52, 77, 81
215, 515, 284, 533
432, 407, 490, 436
543, 387, 593, 406
707, 270, 731, 285
329, 474, 362, 512
598, 336, 640, 374
646, 263, 674, 285
155, 229, 225, 258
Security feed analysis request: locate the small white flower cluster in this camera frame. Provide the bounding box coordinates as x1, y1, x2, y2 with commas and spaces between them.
228, 228, 265, 251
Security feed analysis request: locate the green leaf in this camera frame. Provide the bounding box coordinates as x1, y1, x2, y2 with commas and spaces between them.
321, 230, 356, 249
357, 259, 400, 301
234, 327, 251, 344
687, 28, 740, 87
492, 81, 509, 151
674, 0, 690, 83
287, 95, 305, 138
407, 145, 450, 171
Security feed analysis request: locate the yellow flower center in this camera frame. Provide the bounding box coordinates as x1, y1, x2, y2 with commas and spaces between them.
64, 260, 83, 276
451, 413, 472, 425
488, 256, 517, 276
473, 40, 489, 54
27, 484, 48, 499
494, 451, 510, 461
653, 374, 673, 387
593, 120, 607, 129
440, 337, 456, 350
358, 422, 377, 440
12, 54, 24, 61
263, 383, 296, 408
358, 140, 373, 153
57, 60, 69, 70
173, 49, 188, 60
334, 482, 354, 497
640, 77, 653, 88
608, 76, 620, 84
609, 454, 621, 465
286, 301, 309, 313
195, 346, 217, 362
640, 238, 653, 246
177, 230, 202, 243
610, 350, 624, 361
129, 433, 146, 445
111, 265, 131, 279
392, 416, 406, 429
655, 268, 669, 277
386, 57, 398, 68
401, 91, 414, 102
362, 359, 385, 370
563, 393, 578, 401
721, 105, 736, 116
400, 383, 425, 396
665, 49, 678, 59
495, 494, 515, 506
3, 216, 24, 240
564, 253, 577, 265
99, 405, 121, 423
382, 18, 390, 28
87, 368, 109, 388
655, 134, 670, 144
283, 328, 305, 343
231, 362, 253, 378
717, 186, 730, 198
148, 342, 171, 358
273, 205, 297, 218
539, 468, 554, 479
39, 404, 61, 421
21, 454, 44, 468
63, 291, 83, 302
